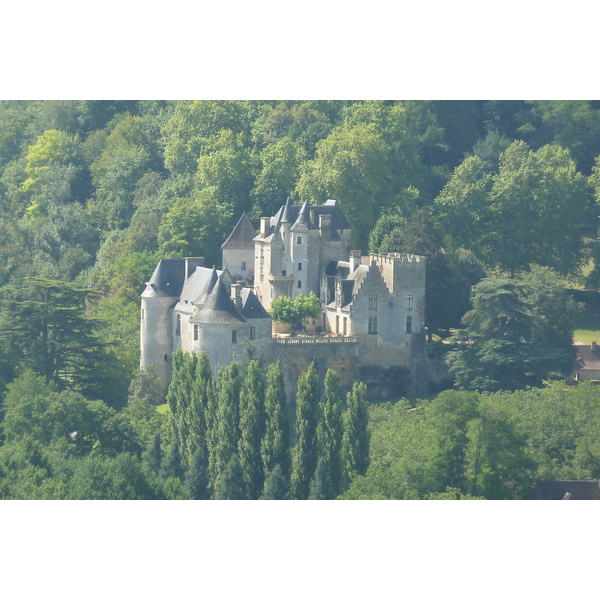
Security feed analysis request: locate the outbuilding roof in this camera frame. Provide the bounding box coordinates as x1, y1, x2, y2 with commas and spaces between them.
221, 213, 256, 250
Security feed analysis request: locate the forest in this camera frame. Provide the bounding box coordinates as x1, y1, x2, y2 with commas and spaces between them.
1, 99, 600, 499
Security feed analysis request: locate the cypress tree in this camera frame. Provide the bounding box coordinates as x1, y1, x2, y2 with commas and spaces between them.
186, 445, 210, 500
290, 362, 319, 499
209, 362, 242, 490
317, 369, 344, 497
184, 352, 213, 467
261, 360, 290, 480
260, 464, 288, 500
238, 360, 266, 499
343, 381, 370, 479
143, 432, 162, 475
308, 456, 335, 500
160, 439, 184, 480
214, 455, 248, 500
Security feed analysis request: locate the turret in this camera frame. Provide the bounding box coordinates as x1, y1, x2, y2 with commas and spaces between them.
140, 259, 186, 391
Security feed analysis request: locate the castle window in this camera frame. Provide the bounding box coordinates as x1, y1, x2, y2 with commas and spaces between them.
241, 261, 246, 271
232, 330, 238, 343
141, 309, 145, 320
298, 262, 302, 271
406, 316, 413, 334
368, 294, 378, 310
368, 316, 378, 334
297, 280, 302, 289
336, 315, 340, 334
193, 324, 199, 341
406, 294, 413, 311
343, 317, 347, 335
282, 270, 286, 276
164, 354, 168, 361
297, 236, 303, 245
250, 326, 256, 340
176, 314, 181, 336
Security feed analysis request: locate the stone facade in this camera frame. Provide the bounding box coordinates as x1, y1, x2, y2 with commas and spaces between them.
141, 199, 428, 398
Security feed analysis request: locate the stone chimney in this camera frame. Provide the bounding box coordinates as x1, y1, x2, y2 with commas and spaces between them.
230, 283, 242, 311
349, 250, 361, 272
260, 217, 270, 238
319, 213, 331, 242
185, 257, 204, 279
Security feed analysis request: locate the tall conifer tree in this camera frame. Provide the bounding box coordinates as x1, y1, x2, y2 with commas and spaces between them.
343, 381, 370, 479
261, 360, 290, 480
209, 362, 242, 489
290, 362, 319, 499
238, 360, 267, 499
261, 464, 288, 500
317, 369, 344, 497
214, 455, 248, 500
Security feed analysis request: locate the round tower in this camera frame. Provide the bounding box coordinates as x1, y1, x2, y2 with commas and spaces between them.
140, 283, 175, 391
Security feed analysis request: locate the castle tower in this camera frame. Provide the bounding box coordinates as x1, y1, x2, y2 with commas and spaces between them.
221, 213, 256, 281
140, 259, 187, 389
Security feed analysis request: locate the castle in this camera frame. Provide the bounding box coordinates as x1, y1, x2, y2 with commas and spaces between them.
141, 198, 428, 398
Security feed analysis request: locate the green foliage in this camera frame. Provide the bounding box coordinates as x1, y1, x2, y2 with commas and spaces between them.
290, 363, 319, 499
343, 382, 370, 478
237, 360, 267, 499
308, 456, 335, 500
0, 277, 125, 405
317, 370, 344, 496
260, 464, 288, 500
208, 362, 242, 489
465, 399, 536, 499
186, 445, 210, 500
270, 292, 320, 330
447, 271, 579, 391
158, 187, 232, 267
437, 142, 588, 276
214, 455, 249, 500
261, 361, 290, 479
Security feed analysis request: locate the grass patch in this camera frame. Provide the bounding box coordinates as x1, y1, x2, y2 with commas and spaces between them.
573, 330, 600, 345
573, 302, 600, 344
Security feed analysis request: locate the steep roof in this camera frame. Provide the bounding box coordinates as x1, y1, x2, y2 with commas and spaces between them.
191, 277, 247, 324
221, 213, 256, 250
263, 199, 351, 237
240, 288, 271, 319
141, 259, 186, 298
178, 266, 221, 305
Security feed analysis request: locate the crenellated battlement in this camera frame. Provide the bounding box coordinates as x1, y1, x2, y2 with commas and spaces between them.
364, 253, 426, 265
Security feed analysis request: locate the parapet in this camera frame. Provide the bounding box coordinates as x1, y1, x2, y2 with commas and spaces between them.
365, 253, 426, 265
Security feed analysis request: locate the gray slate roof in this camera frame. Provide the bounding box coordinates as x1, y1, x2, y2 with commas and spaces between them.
221, 213, 256, 250
191, 277, 247, 324
266, 199, 351, 236
240, 288, 271, 319
141, 259, 186, 298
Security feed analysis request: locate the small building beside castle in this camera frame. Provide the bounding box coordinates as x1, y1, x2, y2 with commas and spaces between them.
141, 198, 428, 398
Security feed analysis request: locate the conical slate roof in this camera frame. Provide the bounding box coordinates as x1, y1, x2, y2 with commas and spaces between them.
221, 213, 256, 250
280, 196, 293, 223
141, 259, 185, 298
191, 277, 246, 324
291, 200, 310, 230
192, 267, 219, 306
